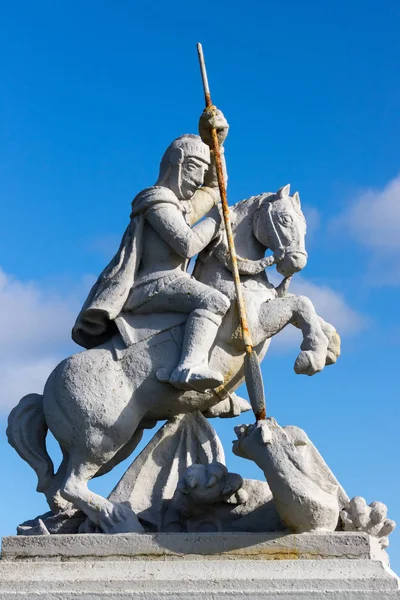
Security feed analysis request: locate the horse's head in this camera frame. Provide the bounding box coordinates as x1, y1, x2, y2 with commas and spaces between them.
253, 184, 308, 277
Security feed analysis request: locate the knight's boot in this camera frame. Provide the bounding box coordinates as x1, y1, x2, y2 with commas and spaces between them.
169, 309, 224, 392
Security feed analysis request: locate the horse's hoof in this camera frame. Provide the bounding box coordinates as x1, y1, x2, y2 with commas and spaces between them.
325, 351, 337, 366
294, 351, 323, 376
99, 503, 144, 534
325, 331, 341, 366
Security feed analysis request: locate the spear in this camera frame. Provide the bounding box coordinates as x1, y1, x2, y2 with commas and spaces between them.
196, 42, 266, 421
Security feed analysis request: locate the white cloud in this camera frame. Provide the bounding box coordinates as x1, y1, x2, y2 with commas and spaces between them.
337, 176, 400, 251
0, 270, 76, 352
291, 277, 364, 334
269, 273, 364, 351
333, 175, 400, 284
0, 269, 80, 412
302, 205, 320, 239
0, 357, 61, 410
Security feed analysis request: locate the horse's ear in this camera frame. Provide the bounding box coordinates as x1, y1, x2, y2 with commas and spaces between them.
292, 191, 301, 207
277, 184, 291, 198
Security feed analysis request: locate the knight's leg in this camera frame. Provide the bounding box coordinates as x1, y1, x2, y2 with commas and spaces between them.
169, 307, 227, 391
60, 448, 144, 534
135, 277, 230, 392
168, 280, 230, 391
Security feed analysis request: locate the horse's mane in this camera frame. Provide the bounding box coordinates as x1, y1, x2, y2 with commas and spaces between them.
232, 191, 306, 227
231, 193, 273, 213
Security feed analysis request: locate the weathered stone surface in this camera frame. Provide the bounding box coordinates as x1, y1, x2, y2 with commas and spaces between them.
0, 560, 399, 598
0, 532, 388, 562
1, 533, 399, 599
340, 496, 397, 549
233, 419, 346, 533
6, 143, 341, 534
107, 411, 225, 533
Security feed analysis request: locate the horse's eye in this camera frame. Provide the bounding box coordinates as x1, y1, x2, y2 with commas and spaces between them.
280, 216, 291, 225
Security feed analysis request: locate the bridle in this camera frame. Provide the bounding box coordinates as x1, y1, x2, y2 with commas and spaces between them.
255, 196, 308, 264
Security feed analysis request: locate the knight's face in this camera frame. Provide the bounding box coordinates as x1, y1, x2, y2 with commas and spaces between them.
179, 156, 209, 199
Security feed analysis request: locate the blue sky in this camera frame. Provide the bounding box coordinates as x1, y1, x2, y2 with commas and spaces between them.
1, 0, 399, 572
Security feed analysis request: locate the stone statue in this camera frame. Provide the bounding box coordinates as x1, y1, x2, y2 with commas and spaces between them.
72, 110, 232, 393
6, 109, 395, 554
340, 496, 396, 549
233, 419, 345, 533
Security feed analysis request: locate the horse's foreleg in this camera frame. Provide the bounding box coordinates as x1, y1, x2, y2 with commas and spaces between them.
260, 295, 329, 375
291, 296, 329, 375
316, 316, 341, 365
276, 293, 341, 368
294, 312, 340, 367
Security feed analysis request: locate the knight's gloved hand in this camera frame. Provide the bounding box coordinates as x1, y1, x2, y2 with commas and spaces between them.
199, 107, 229, 147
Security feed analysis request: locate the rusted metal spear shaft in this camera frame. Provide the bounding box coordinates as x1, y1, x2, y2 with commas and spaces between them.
196, 42, 266, 421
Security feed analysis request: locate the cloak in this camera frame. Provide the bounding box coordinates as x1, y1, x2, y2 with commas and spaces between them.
72, 186, 182, 349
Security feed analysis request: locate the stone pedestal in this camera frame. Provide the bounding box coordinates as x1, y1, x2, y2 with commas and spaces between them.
1, 532, 399, 599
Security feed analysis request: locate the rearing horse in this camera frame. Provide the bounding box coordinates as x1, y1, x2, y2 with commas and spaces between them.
7, 185, 340, 533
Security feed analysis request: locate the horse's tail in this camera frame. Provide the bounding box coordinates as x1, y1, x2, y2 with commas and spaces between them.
6, 393, 54, 493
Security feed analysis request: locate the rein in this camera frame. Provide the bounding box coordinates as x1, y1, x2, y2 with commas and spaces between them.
265, 201, 286, 262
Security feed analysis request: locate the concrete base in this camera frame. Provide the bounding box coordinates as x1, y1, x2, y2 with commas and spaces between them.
1, 532, 399, 599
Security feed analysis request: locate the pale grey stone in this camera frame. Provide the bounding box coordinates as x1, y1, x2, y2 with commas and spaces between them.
233, 418, 346, 533
340, 496, 397, 549
0, 560, 399, 599
6, 175, 341, 533
107, 411, 225, 532
165, 476, 285, 534
176, 461, 245, 506
164, 462, 284, 534
0, 532, 389, 562
1, 533, 399, 599
105, 410, 280, 534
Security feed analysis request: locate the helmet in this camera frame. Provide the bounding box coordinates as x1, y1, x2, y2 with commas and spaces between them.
156, 134, 210, 199
161, 134, 210, 167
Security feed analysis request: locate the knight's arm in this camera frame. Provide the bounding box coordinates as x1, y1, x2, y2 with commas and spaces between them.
185, 186, 219, 226
146, 203, 221, 259
213, 238, 275, 275
186, 110, 229, 226
185, 150, 228, 226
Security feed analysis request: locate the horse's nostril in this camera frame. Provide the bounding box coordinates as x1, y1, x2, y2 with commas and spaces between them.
291, 253, 307, 270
